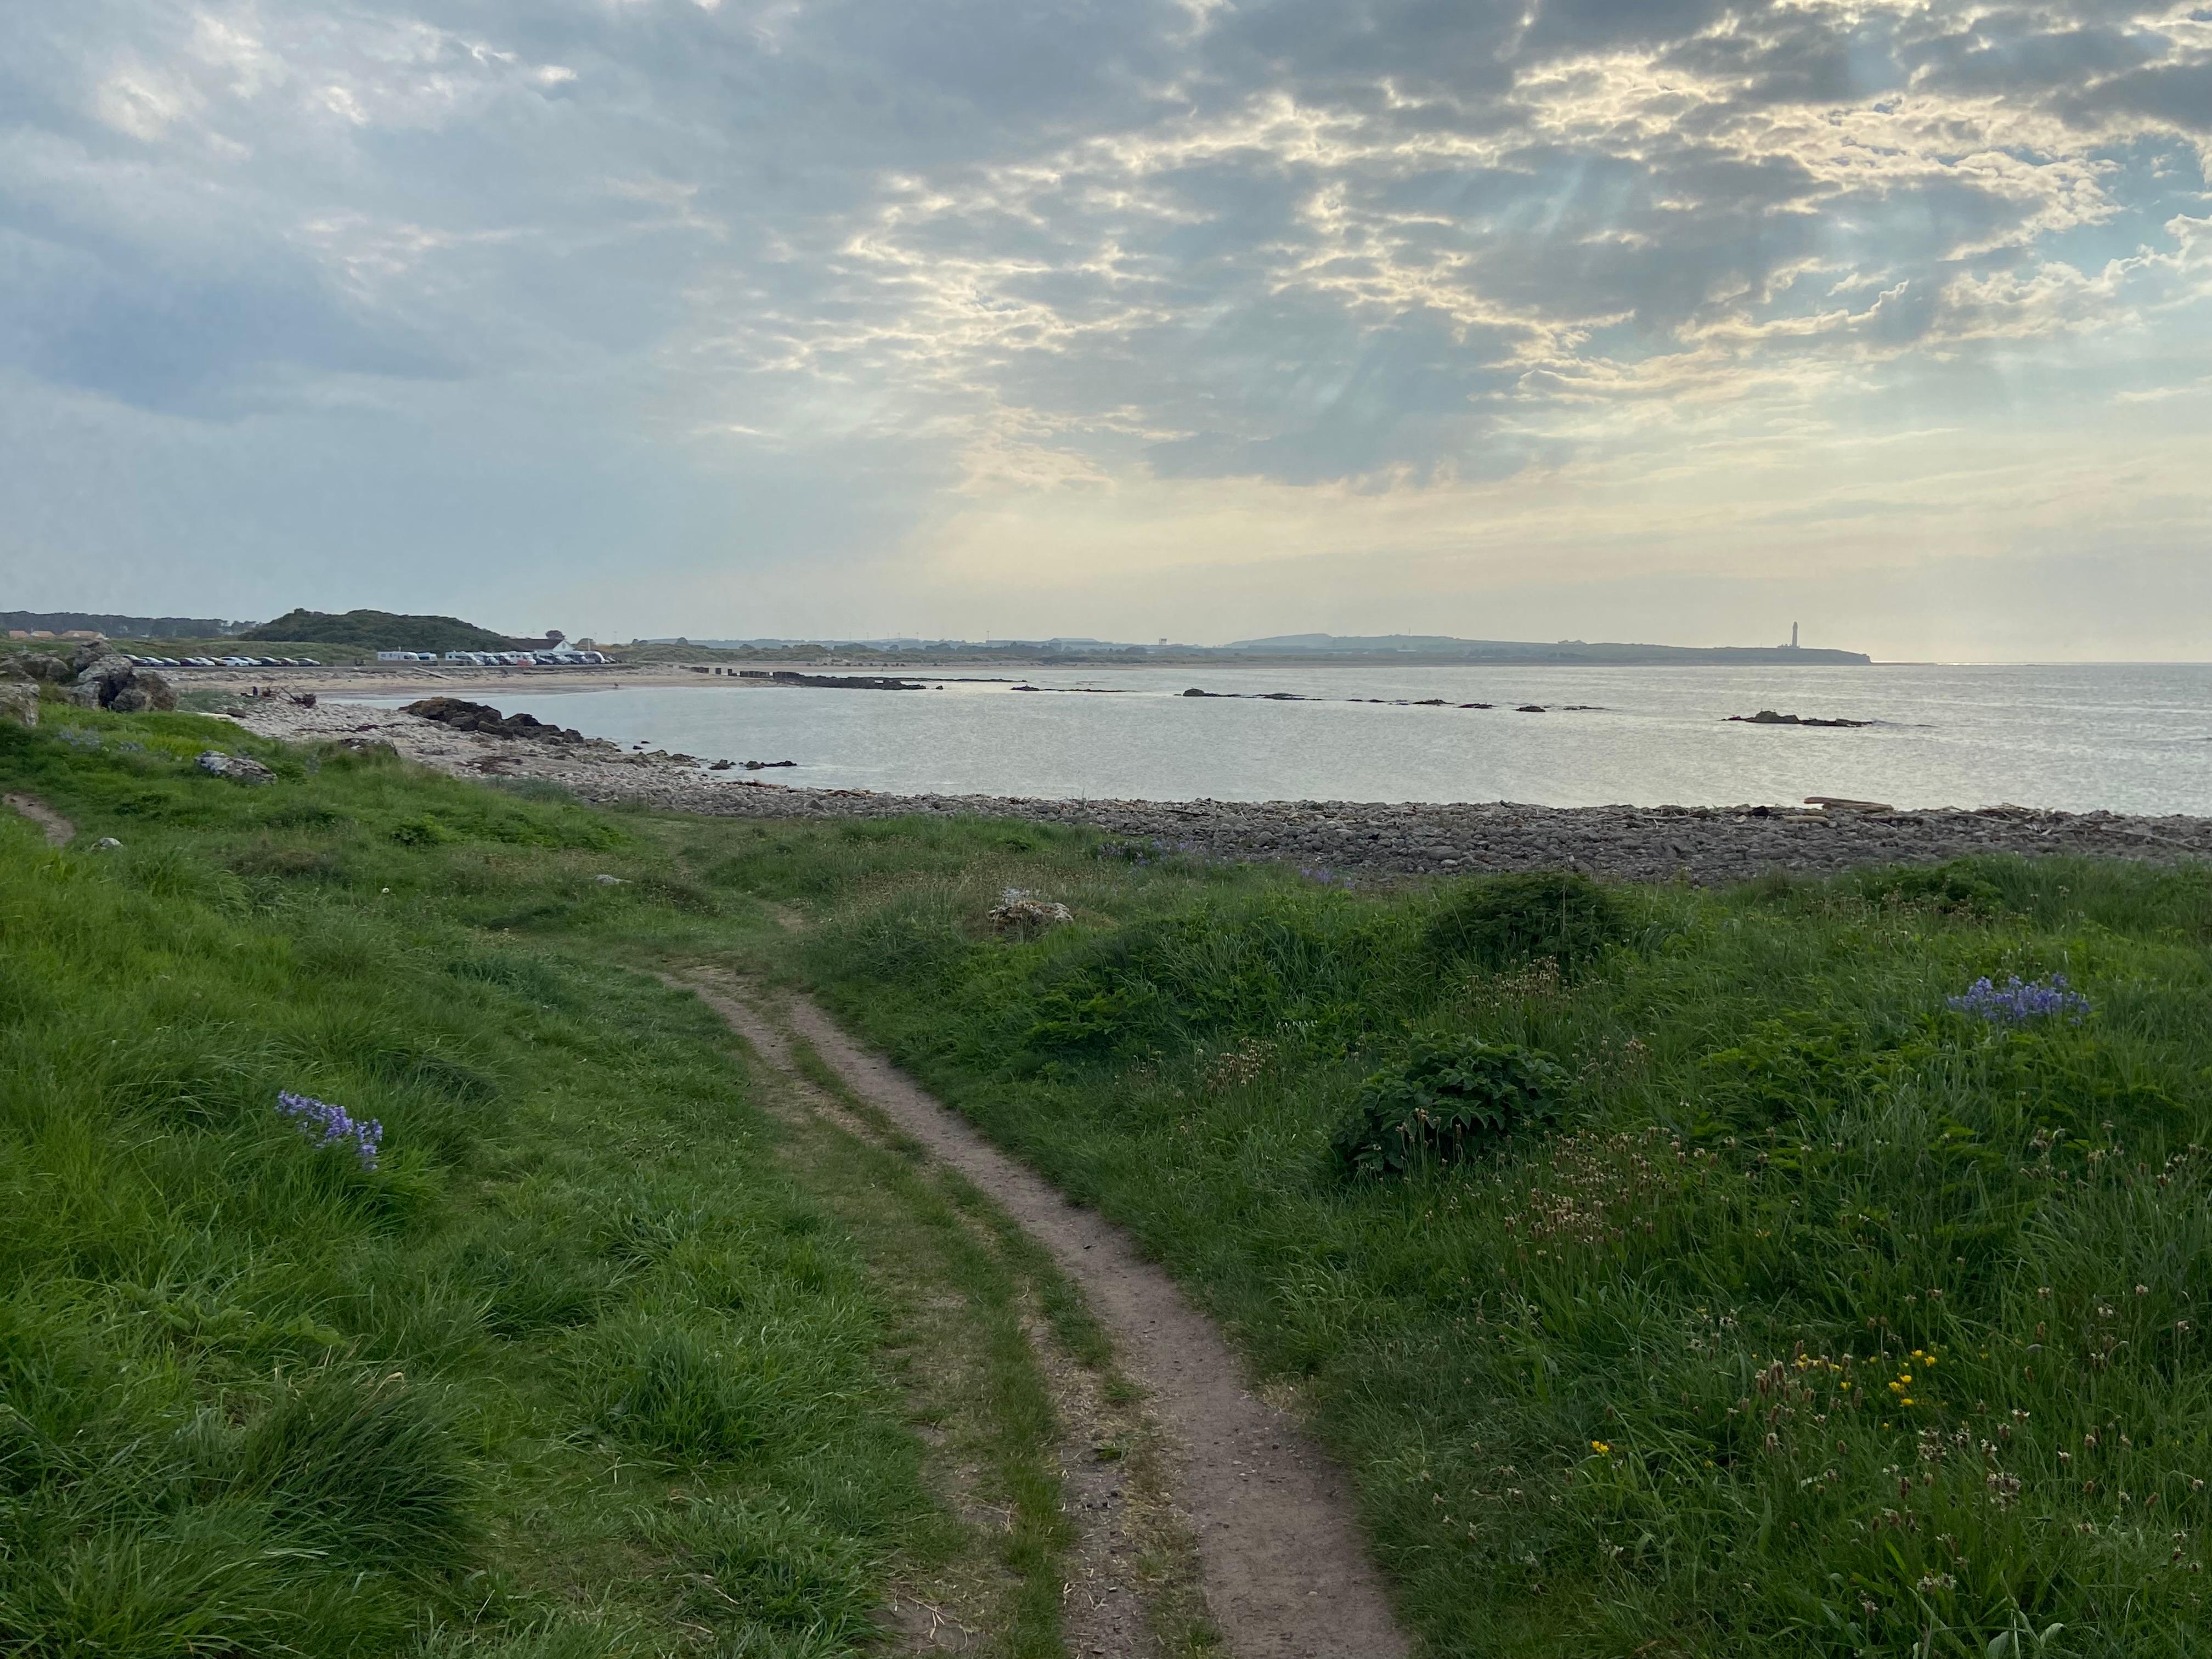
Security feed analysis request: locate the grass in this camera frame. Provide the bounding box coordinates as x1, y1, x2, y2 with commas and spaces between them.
0, 708, 953, 1656
10, 701, 2211, 1658
724, 824, 2212, 1657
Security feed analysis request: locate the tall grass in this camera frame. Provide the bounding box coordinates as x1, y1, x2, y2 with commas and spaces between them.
0, 710, 929, 1656
782, 840, 2212, 1656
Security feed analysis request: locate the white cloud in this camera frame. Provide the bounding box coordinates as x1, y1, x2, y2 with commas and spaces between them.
5, 0, 2212, 655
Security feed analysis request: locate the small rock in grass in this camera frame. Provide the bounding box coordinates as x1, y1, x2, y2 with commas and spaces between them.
989, 888, 1073, 936
594, 873, 627, 885
196, 750, 275, 785
93, 837, 122, 850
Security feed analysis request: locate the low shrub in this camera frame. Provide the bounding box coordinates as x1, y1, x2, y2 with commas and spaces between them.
392, 814, 459, 847
1331, 1034, 1566, 1178
1859, 859, 2011, 916
1424, 870, 1627, 975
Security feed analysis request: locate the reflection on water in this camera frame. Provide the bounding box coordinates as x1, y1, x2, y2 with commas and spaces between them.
362, 662, 2212, 813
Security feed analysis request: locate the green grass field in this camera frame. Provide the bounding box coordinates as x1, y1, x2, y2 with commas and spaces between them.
5, 699, 2209, 1657
754, 830, 2212, 1655
0, 710, 959, 1658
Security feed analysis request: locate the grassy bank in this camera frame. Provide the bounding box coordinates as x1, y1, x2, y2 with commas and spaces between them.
0, 712, 958, 1657
732, 828, 2212, 1656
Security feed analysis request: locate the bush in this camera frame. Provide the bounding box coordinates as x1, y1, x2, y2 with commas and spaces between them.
1331, 1035, 1566, 1178
392, 814, 458, 847
1858, 859, 2010, 916
1424, 870, 1626, 975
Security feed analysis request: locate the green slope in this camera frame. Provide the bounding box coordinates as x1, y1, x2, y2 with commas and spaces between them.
242, 608, 527, 652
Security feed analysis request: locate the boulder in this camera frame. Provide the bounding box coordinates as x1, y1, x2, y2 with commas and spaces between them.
64, 654, 176, 713
0, 681, 37, 727
77, 651, 136, 681
402, 697, 583, 742
196, 750, 276, 785
988, 888, 1073, 937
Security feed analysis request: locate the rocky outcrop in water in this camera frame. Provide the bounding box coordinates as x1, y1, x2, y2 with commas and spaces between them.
742, 672, 927, 691
1727, 710, 1873, 728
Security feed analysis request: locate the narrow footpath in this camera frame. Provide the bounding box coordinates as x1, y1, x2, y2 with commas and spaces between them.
681, 972, 1412, 1659
3, 793, 74, 847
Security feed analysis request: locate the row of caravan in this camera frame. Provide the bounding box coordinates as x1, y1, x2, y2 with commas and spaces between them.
373, 649, 613, 665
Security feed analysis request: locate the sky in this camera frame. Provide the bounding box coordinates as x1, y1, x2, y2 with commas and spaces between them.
3, 0, 2209, 659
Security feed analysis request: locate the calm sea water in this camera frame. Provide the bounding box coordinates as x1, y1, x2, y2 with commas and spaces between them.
364, 663, 2212, 813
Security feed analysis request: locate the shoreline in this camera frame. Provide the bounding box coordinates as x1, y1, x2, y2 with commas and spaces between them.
229, 698, 2212, 885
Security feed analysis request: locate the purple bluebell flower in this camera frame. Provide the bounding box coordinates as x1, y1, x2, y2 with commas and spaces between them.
1948, 974, 2090, 1025
277, 1091, 383, 1169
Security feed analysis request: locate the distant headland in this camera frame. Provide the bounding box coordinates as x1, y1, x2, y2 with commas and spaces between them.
7, 605, 1870, 668
652, 628, 1872, 667
1215, 630, 1870, 666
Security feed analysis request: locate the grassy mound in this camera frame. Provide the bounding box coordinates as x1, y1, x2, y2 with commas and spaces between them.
242, 608, 525, 652
768, 837, 2212, 1656
0, 712, 929, 1657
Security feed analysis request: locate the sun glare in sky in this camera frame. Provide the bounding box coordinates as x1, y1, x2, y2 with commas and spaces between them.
5, 1, 2210, 657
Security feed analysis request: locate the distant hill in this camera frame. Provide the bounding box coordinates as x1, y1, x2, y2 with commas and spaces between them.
241, 609, 535, 652
1225, 633, 1872, 666
3, 610, 244, 638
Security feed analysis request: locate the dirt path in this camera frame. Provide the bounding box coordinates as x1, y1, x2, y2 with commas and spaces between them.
681, 972, 1191, 1656
761, 990, 1412, 1659
3, 793, 74, 848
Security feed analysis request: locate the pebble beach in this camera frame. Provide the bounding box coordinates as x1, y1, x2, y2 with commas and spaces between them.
233, 697, 2212, 884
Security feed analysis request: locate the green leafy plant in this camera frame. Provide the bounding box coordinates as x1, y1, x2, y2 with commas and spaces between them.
1859, 859, 2010, 916
390, 814, 456, 847
1424, 869, 1627, 975
1331, 1035, 1566, 1178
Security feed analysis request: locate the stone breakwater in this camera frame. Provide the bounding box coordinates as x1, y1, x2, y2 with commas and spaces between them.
234, 699, 2212, 885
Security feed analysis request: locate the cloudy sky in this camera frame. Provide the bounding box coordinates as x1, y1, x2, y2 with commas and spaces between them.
4, 1, 2209, 657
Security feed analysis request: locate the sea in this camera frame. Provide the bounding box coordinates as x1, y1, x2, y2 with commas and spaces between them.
362, 662, 2212, 815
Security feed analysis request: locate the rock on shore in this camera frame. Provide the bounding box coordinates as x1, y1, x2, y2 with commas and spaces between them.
402, 696, 590, 743
232, 698, 2212, 886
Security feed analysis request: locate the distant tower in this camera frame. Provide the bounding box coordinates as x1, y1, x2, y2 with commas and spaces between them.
1791, 622, 1799, 649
